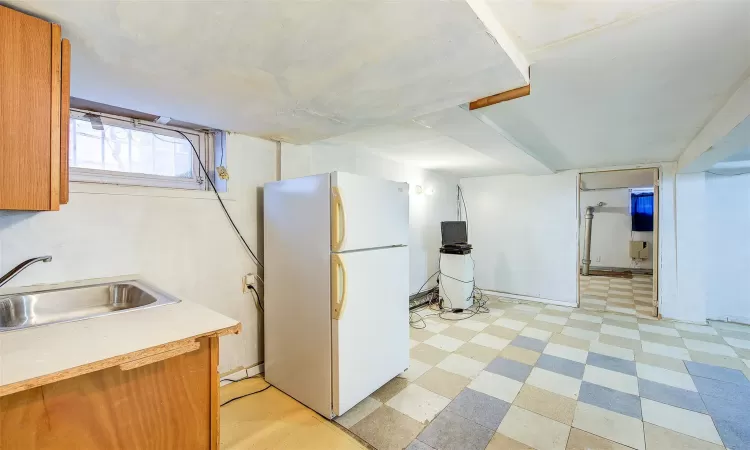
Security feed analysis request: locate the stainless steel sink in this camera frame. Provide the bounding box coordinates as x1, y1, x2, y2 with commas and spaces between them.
0, 281, 180, 332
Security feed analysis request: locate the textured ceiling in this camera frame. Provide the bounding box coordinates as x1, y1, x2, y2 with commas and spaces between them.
5, 0, 527, 144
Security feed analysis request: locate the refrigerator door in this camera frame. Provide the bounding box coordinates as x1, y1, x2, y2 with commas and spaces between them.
331, 172, 409, 252
331, 246, 409, 416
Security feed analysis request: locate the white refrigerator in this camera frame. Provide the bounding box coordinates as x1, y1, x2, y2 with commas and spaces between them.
263, 172, 410, 418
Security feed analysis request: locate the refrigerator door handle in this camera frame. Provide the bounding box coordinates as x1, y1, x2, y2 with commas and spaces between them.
331, 254, 348, 320
331, 187, 346, 252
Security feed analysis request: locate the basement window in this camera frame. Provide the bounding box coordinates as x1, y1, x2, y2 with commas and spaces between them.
68, 109, 221, 191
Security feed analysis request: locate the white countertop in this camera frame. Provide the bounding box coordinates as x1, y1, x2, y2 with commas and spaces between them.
0, 278, 239, 395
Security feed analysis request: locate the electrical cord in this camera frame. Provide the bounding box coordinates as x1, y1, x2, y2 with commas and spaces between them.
173, 130, 264, 270
220, 384, 272, 407
249, 285, 264, 311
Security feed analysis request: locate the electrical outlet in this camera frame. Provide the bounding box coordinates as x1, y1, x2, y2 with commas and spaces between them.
243, 273, 258, 292
596, 256, 601, 262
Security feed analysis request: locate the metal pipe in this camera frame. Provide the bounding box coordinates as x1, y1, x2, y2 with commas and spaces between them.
582, 207, 594, 276
0, 256, 52, 288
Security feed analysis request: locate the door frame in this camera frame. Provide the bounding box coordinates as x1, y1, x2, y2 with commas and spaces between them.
576, 167, 661, 317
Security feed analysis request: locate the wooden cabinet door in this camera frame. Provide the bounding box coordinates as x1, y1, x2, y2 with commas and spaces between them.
0, 6, 69, 211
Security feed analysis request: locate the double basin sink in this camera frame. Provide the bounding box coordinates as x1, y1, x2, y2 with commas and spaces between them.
0, 281, 180, 332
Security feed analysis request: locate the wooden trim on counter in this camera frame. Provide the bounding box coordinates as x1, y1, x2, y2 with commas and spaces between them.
60, 38, 71, 204
119, 340, 201, 371
49, 23, 61, 211
0, 322, 240, 397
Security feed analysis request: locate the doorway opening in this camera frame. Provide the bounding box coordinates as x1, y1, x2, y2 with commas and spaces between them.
577, 168, 659, 318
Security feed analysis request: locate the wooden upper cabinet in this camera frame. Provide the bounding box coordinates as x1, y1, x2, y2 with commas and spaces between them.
0, 6, 70, 211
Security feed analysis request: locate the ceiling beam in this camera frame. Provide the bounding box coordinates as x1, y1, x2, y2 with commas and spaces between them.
678, 75, 750, 173
464, 0, 529, 84
469, 84, 530, 110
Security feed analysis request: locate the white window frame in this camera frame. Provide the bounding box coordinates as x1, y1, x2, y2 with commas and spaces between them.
69, 108, 214, 191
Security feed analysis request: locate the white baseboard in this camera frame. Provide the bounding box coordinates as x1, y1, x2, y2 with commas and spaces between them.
481, 289, 577, 308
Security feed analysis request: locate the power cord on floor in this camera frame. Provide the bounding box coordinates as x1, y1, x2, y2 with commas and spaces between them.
220, 384, 272, 407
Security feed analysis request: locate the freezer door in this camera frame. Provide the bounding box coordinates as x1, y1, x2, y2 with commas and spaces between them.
331, 246, 409, 416
331, 172, 409, 252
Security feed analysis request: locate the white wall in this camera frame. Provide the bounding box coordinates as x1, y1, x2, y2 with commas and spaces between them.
706, 172, 750, 323
579, 189, 653, 270
281, 143, 459, 294
0, 133, 276, 374
460, 172, 579, 305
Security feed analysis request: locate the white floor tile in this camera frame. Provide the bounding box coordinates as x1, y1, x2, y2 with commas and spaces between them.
544, 343, 588, 363
423, 320, 450, 334
572, 402, 645, 450
423, 334, 465, 352
520, 327, 552, 341
601, 324, 641, 340
589, 341, 635, 361
583, 365, 639, 395
570, 312, 603, 324
636, 363, 696, 392
515, 304, 543, 313
454, 319, 490, 332
638, 323, 680, 337
561, 326, 599, 342
546, 305, 573, 312
526, 367, 581, 399
581, 298, 607, 306
724, 336, 750, 350
468, 370, 523, 403
641, 399, 723, 445
386, 384, 451, 423
437, 354, 486, 379
603, 313, 638, 324
469, 333, 511, 350
744, 359, 750, 368
410, 339, 420, 349
535, 314, 568, 325
683, 338, 737, 357
675, 322, 717, 335
335, 397, 382, 428
606, 306, 637, 316
642, 341, 691, 361
493, 317, 527, 331
498, 405, 571, 450
398, 359, 432, 382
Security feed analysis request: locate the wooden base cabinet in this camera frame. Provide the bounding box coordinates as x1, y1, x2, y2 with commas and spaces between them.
0, 336, 220, 450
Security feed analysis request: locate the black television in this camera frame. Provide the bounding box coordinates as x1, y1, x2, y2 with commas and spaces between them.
441, 221, 468, 246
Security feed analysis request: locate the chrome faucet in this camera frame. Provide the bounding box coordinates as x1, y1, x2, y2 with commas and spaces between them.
0, 256, 52, 288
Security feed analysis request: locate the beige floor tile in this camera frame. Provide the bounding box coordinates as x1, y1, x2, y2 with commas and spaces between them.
603, 313, 639, 324
520, 326, 553, 341
549, 333, 591, 351
470, 333, 511, 350
409, 328, 435, 342
544, 343, 589, 363
414, 367, 470, 399
602, 324, 641, 340
473, 313, 499, 324
397, 359, 432, 382
350, 405, 424, 450
678, 322, 719, 335
689, 350, 749, 371
535, 313, 569, 325
500, 345, 541, 365
493, 317, 528, 331
436, 353, 487, 378
642, 341, 691, 360
603, 318, 639, 330
640, 332, 686, 348
486, 433, 534, 450
562, 326, 600, 342
498, 405, 571, 450
335, 397, 383, 428
641, 399, 722, 445
440, 325, 478, 342
513, 384, 577, 425
468, 370, 523, 403
385, 384, 450, 423
422, 320, 450, 334
589, 341, 635, 361
502, 311, 537, 323
678, 330, 728, 344
453, 318, 490, 331
572, 402, 645, 450
566, 428, 631, 450
634, 350, 688, 373
423, 334, 465, 352
454, 342, 502, 364
526, 320, 565, 333
684, 338, 738, 357
644, 423, 725, 450
484, 324, 521, 340
410, 343, 450, 366
371, 377, 410, 403
598, 333, 642, 352
566, 319, 601, 332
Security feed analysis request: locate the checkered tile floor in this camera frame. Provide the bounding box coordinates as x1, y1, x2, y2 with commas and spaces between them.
335, 296, 750, 450
580, 274, 655, 317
